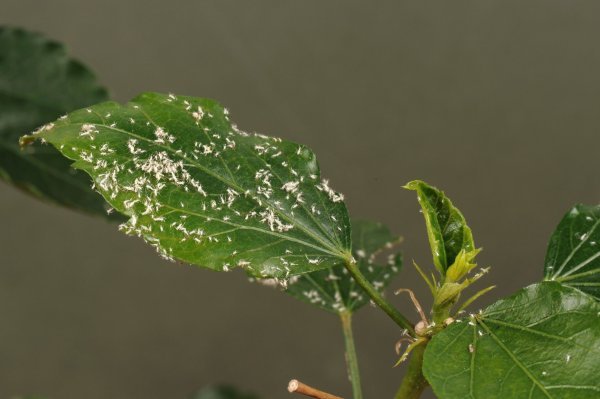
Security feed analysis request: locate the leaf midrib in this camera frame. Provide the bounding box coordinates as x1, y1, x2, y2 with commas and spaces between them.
161, 204, 341, 257
555, 267, 600, 283
482, 317, 596, 353
136, 102, 346, 252
76, 117, 345, 259
469, 323, 477, 399
552, 216, 600, 279
478, 319, 554, 399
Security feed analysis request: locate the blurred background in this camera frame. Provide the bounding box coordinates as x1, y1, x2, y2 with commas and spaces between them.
1, 1, 600, 398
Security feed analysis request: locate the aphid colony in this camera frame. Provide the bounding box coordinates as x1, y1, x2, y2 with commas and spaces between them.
37, 93, 351, 283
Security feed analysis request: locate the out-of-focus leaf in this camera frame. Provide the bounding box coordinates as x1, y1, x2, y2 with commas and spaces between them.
22, 92, 352, 278
284, 219, 402, 313
0, 26, 119, 219
190, 385, 259, 399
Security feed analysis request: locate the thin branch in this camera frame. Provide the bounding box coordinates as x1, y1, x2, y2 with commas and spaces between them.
339, 311, 363, 399
344, 259, 415, 335
395, 288, 428, 324
412, 261, 435, 295
288, 379, 343, 399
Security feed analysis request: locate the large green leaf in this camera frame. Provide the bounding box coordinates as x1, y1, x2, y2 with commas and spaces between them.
283, 219, 402, 313
423, 281, 600, 399
190, 385, 259, 399
0, 27, 118, 218
545, 204, 600, 300
22, 92, 352, 278
404, 180, 475, 275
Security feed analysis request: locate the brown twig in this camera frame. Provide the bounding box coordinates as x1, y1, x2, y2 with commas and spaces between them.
395, 336, 414, 355
287, 379, 343, 399
395, 288, 428, 324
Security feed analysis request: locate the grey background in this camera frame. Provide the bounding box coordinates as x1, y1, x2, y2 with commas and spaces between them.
1, 1, 600, 398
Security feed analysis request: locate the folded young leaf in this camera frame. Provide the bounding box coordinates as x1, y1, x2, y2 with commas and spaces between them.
0, 27, 118, 219
423, 282, 600, 399
22, 92, 352, 278
545, 204, 600, 300
284, 219, 402, 313
404, 180, 475, 275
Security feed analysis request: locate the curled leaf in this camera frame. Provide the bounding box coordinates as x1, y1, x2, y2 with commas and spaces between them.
446, 248, 481, 283
404, 180, 475, 275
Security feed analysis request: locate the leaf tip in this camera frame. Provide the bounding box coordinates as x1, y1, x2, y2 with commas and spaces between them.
403, 180, 424, 190
18, 134, 36, 148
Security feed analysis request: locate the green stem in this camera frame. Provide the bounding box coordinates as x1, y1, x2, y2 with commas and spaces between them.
344, 260, 415, 335
339, 311, 363, 399
432, 303, 451, 326
394, 343, 428, 399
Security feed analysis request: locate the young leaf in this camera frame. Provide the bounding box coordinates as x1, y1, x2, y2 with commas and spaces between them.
404, 180, 475, 275
423, 282, 600, 399
22, 92, 352, 278
545, 204, 600, 300
0, 27, 117, 218
283, 219, 402, 313
190, 385, 259, 399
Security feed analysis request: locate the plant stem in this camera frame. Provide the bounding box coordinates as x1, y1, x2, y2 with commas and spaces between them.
339, 310, 363, 399
394, 344, 428, 399
288, 379, 343, 399
344, 260, 415, 335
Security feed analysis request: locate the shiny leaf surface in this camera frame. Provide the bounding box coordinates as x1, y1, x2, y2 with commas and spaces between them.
545, 204, 600, 300
22, 92, 352, 278
423, 282, 600, 399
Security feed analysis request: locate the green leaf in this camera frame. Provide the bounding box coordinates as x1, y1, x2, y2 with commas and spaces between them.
22, 92, 352, 278
190, 385, 259, 399
283, 219, 402, 313
404, 180, 474, 275
0, 27, 119, 219
545, 204, 600, 300
423, 281, 600, 399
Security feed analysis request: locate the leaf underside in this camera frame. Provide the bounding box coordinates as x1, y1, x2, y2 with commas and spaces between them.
545, 204, 600, 300
405, 180, 474, 274
423, 281, 600, 399
0, 26, 118, 219
284, 219, 402, 313
25, 92, 352, 278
